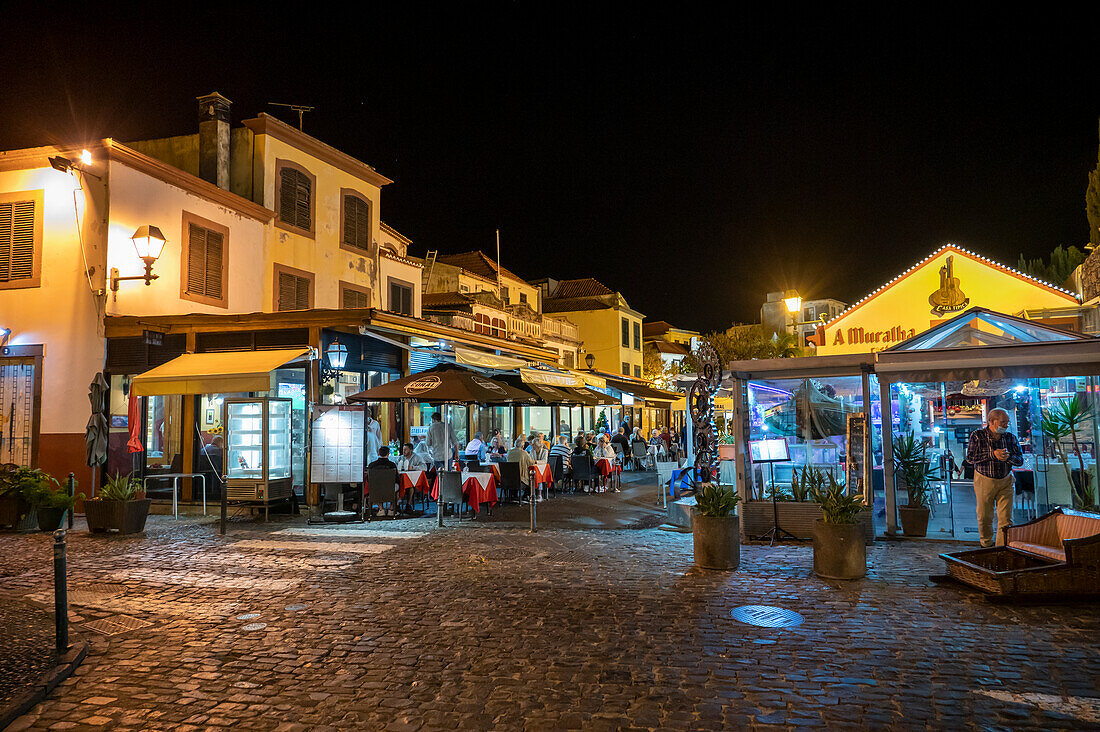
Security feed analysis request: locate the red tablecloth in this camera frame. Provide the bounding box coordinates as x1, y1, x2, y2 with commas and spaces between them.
398, 470, 429, 499
430, 471, 499, 512
595, 457, 622, 477
530, 462, 553, 486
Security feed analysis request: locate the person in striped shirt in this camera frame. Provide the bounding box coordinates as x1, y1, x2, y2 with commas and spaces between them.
965, 407, 1023, 547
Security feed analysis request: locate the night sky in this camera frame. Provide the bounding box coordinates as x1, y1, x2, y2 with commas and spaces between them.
2, 5, 1098, 332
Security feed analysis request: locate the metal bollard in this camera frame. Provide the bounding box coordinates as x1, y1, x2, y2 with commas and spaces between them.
66, 473, 76, 529
53, 530, 68, 654
529, 484, 537, 533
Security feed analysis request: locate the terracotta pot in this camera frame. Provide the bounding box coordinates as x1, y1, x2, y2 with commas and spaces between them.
812, 519, 866, 580
84, 499, 151, 534
898, 506, 930, 537
692, 513, 740, 570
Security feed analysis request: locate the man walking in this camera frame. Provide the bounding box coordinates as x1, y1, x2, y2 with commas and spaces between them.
426, 412, 457, 469
965, 407, 1023, 547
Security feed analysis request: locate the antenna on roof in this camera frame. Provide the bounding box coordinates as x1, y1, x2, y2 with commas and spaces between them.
268, 102, 315, 131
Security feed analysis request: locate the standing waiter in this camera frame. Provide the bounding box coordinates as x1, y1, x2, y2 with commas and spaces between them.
965, 407, 1023, 547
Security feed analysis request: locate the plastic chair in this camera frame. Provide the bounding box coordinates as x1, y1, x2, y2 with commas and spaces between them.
631, 443, 651, 470
438, 470, 466, 520
366, 467, 398, 520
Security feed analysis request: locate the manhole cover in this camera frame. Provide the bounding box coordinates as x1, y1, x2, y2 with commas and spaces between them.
730, 605, 804, 628
285, 604, 306, 612
236, 612, 260, 621
241, 622, 267, 631
83, 614, 154, 636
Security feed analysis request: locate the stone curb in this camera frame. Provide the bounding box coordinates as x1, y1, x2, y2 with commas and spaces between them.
0, 636, 88, 731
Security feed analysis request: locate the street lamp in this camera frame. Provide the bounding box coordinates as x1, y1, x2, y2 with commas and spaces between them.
326, 339, 349, 370
110, 225, 166, 299
585, 352, 595, 370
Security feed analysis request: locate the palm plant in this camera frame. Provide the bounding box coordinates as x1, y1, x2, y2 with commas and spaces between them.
1042, 396, 1095, 508
812, 473, 865, 524
892, 433, 940, 509
99, 473, 141, 501
696, 482, 742, 518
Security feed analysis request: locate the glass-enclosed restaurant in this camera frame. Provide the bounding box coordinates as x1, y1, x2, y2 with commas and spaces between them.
721, 309, 1100, 538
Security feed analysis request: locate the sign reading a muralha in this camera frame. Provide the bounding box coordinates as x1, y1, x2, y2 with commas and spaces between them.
816, 245, 1078, 355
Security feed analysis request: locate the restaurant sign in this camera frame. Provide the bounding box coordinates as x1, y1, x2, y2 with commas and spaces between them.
927, 256, 969, 316
404, 375, 441, 396
832, 325, 917, 347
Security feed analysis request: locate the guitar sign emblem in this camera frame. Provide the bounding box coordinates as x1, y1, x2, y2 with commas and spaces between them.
928, 255, 970, 316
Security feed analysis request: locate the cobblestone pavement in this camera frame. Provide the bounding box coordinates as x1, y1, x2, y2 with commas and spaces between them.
0, 599, 55, 713
2, 502, 1099, 731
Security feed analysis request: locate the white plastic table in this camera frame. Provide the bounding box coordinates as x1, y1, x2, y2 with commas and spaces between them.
142, 473, 206, 518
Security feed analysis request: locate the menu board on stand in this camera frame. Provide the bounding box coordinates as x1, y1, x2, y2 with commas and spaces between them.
310, 405, 365, 485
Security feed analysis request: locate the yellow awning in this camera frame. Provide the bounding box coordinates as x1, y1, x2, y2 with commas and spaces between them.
520, 367, 584, 388
130, 348, 312, 396
455, 347, 529, 371
572, 370, 607, 388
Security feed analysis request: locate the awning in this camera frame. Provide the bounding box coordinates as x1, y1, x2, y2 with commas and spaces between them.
455, 347, 529, 371
561, 386, 618, 406
520, 367, 584, 388
572, 371, 607, 388
874, 340, 1100, 383
130, 348, 312, 396
603, 376, 683, 404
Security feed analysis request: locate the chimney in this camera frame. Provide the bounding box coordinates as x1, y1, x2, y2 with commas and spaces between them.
197, 92, 232, 189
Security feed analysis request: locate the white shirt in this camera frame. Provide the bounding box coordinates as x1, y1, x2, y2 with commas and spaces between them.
426, 421, 457, 462
397, 452, 426, 471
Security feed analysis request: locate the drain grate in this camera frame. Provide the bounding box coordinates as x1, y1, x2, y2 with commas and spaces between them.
540, 551, 591, 564
241, 622, 267, 631
83, 614, 154, 636
730, 605, 805, 628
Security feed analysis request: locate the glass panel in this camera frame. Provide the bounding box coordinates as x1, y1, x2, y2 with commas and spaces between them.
226, 401, 264, 479
272, 369, 307, 493
892, 311, 1080, 351
145, 394, 183, 479
106, 374, 138, 480
267, 399, 292, 480
524, 406, 552, 437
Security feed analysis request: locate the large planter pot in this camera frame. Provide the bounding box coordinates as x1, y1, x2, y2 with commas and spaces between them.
898, 506, 930, 537
812, 519, 866, 580
0, 495, 32, 529
37, 507, 67, 532
84, 499, 151, 534
692, 513, 740, 570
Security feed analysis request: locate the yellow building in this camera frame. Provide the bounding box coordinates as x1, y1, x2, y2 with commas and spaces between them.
534, 278, 645, 378
815, 245, 1081, 355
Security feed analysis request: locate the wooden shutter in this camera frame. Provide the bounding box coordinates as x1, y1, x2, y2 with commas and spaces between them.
343, 195, 370, 251
342, 287, 371, 308
186, 223, 224, 301
0, 200, 36, 282
278, 271, 311, 311
279, 167, 311, 230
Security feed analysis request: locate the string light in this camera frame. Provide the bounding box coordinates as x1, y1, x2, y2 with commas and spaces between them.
820, 244, 1080, 327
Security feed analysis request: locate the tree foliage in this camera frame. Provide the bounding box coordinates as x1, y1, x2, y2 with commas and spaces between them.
1017, 245, 1087, 287
1088, 117, 1100, 251
680, 324, 803, 373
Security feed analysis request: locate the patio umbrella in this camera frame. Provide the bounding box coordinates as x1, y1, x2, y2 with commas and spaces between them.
84, 372, 109, 466
346, 363, 536, 405
493, 374, 576, 404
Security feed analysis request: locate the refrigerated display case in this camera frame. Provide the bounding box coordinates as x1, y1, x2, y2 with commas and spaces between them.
223, 397, 293, 512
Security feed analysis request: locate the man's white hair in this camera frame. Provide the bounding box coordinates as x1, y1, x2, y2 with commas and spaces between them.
988, 408, 1010, 420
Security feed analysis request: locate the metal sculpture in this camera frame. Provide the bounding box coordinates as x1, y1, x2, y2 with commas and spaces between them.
690, 341, 722, 484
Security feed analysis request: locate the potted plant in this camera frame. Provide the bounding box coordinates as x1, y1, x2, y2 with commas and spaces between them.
692, 470, 742, 570
1042, 396, 1096, 508
717, 432, 737, 460
35, 483, 84, 532
0, 463, 32, 529
892, 433, 940, 537
811, 473, 866, 580
85, 473, 151, 534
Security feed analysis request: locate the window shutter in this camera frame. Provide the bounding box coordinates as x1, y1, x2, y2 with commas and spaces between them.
343, 195, 370, 251
295, 275, 310, 310
278, 272, 298, 311
279, 168, 311, 230
205, 230, 223, 299
186, 223, 207, 295
0, 200, 35, 282
342, 288, 371, 308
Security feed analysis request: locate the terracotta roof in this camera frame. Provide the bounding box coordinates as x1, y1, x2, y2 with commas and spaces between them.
550, 278, 614, 299
542, 297, 612, 313
422, 292, 473, 309
436, 251, 524, 284
642, 321, 672, 337
651, 340, 689, 356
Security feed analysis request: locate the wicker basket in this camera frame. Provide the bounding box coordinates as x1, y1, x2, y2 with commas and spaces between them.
941, 547, 1059, 595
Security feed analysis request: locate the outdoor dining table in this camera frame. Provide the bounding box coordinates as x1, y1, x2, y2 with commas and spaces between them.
431, 470, 499, 513
595, 456, 622, 490
397, 470, 430, 499
530, 461, 553, 487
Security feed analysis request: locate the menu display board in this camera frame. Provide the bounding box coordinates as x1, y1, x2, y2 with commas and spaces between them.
749, 438, 790, 463
846, 412, 867, 492
310, 405, 365, 484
